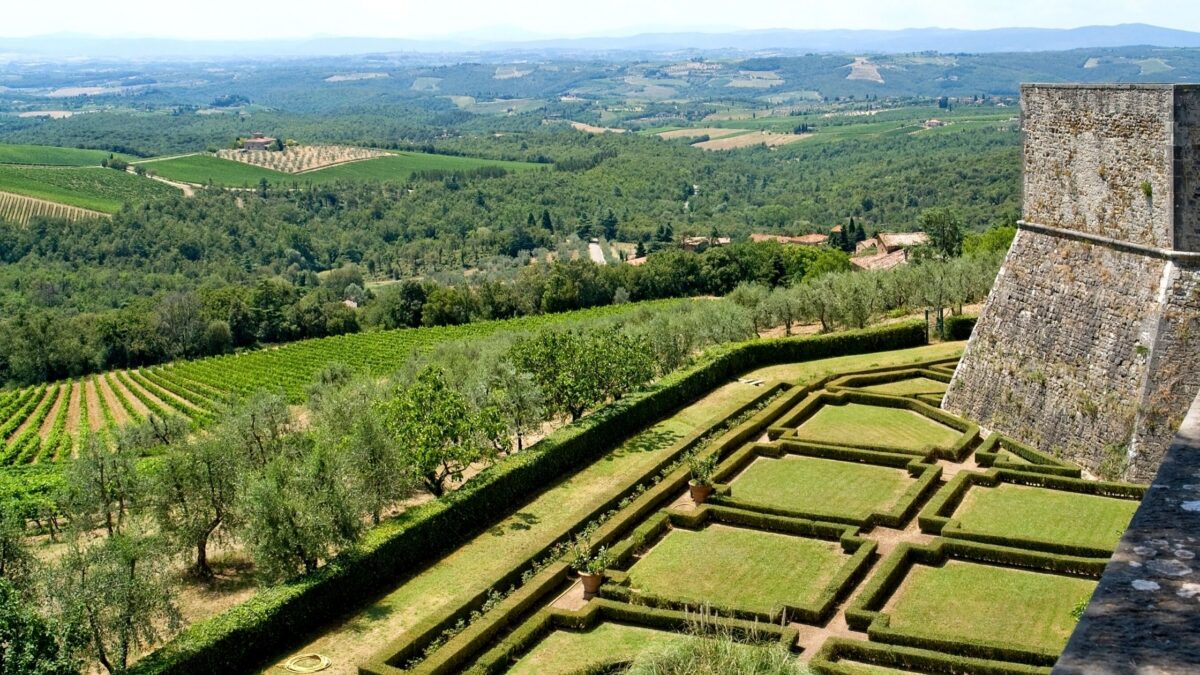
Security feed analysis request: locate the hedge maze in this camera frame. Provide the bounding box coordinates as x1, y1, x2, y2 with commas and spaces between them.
341, 350, 1146, 675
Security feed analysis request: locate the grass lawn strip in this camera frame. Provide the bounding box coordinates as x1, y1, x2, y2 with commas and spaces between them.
949, 483, 1137, 553
506, 622, 694, 675
744, 343, 964, 384
729, 454, 913, 522
793, 402, 961, 453
626, 524, 848, 616
859, 377, 948, 396
272, 379, 768, 674
883, 560, 1094, 656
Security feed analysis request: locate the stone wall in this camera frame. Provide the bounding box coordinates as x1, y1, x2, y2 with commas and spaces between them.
946, 84, 1200, 482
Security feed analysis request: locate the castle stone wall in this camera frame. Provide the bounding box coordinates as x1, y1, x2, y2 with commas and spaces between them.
946, 84, 1200, 482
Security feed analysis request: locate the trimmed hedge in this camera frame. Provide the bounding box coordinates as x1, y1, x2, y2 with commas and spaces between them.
465, 599, 799, 674
811, 638, 1049, 675
131, 321, 928, 675
710, 440, 942, 528
944, 314, 978, 341
825, 366, 953, 392
844, 539, 1105, 666
769, 389, 981, 461
595, 504, 875, 625
917, 468, 1145, 557
974, 434, 1081, 478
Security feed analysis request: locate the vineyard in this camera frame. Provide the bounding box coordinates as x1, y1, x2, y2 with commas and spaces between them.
0, 190, 109, 225
0, 301, 676, 466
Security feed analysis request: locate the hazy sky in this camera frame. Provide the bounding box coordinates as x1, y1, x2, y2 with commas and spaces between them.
4, 0, 1198, 40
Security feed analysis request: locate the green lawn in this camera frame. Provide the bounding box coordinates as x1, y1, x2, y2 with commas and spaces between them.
950, 483, 1138, 552
860, 377, 948, 397
0, 143, 131, 166
729, 455, 913, 521
994, 449, 1032, 464
793, 403, 961, 452
137, 154, 289, 186
0, 165, 178, 212
744, 343, 964, 385
885, 560, 1095, 655
508, 623, 693, 675
272, 378, 769, 670
626, 524, 847, 615
140, 151, 543, 187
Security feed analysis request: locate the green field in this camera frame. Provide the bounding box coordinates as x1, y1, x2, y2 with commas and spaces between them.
509, 623, 694, 675
0, 165, 178, 212
136, 154, 290, 186
885, 560, 1095, 655
729, 455, 913, 521
0, 143, 133, 166
950, 483, 1138, 552
860, 377, 949, 396
139, 151, 544, 187
793, 402, 961, 452
626, 524, 848, 615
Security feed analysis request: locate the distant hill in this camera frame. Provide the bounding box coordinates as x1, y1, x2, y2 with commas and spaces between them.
3, 23, 1200, 60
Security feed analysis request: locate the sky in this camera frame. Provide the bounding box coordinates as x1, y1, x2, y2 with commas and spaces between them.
3, 0, 1198, 41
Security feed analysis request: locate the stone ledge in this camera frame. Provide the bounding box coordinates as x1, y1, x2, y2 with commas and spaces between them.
1018, 220, 1200, 263
1054, 391, 1200, 674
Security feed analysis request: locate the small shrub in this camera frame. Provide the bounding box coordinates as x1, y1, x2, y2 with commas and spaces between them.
1140, 181, 1153, 199
687, 453, 717, 487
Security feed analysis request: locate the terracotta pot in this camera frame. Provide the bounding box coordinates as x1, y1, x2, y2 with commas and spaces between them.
689, 481, 714, 504
580, 572, 603, 596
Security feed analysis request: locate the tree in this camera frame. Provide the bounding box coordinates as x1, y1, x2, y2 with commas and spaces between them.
149, 436, 241, 578
51, 534, 179, 675
483, 360, 546, 452
240, 440, 361, 579
383, 366, 495, 497
511, 331, 604, 422
920, 208, 964, 259
0, 507, 34, 592
312, 379, 413, 525
223, 393, 294, 471
60, 435, 140, 538
764, 286, 803, 336
0, 579, 77, 675
802, 249, 852, 281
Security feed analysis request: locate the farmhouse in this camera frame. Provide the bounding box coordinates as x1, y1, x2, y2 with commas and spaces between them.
750, 233, 830, 246
242, 133, 276, 151
851, 231, 930, 270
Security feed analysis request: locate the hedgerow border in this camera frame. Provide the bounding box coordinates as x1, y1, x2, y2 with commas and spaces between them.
767, 389, 981, 461
597, 504, 876, 625
824, 366, 953, 394
917, 468, 1146, 557
708, 440, 942, 528
466, 598, 799, 675
844, 539, 1105, 667
810, 637, 1049, 675
973, 433, 1081, 478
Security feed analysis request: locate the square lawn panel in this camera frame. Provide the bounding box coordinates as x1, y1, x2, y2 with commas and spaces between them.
507, 622, 693, 675
951, 483, 1138, 552
860, 377, 948, 397
730, 455, 913, 521
626, 524, 848, 615
794, 403, 960, 452
884, 560, 1095, 654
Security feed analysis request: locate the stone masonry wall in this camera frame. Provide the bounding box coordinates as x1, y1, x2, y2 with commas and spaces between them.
1023, 84, 1175, 249
946, 84, 1200, 482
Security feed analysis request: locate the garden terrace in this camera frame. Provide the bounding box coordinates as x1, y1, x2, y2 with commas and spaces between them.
127, 335, 1149, 675
711, 441, 940, 527
918, 469, 1144, 557
768, 390, 979, 460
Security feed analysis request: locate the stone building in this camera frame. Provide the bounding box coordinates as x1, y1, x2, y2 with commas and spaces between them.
945, 83, 1200, 482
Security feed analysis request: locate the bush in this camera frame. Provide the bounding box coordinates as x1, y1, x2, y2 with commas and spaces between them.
944, 314, 977, 341
130, 322, 927, 675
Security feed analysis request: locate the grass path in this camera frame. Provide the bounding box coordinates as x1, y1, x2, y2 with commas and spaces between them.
744, 343, 963, 384
272, 379, 769, 674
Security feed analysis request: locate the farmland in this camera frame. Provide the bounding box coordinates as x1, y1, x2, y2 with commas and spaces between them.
0, 190, 108, 224
137, 149, 544, 187
0, 143, 130, 166
0, 164, 179, 212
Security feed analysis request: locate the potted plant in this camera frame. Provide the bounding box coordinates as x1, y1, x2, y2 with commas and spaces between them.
688, 453, 717, 504
572, 546, 612, 597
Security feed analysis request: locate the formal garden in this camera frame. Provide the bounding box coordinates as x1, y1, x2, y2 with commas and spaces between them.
307, 342, 1142, 675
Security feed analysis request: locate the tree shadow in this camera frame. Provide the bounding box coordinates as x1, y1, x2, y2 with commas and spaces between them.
615, 428, 683, 458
